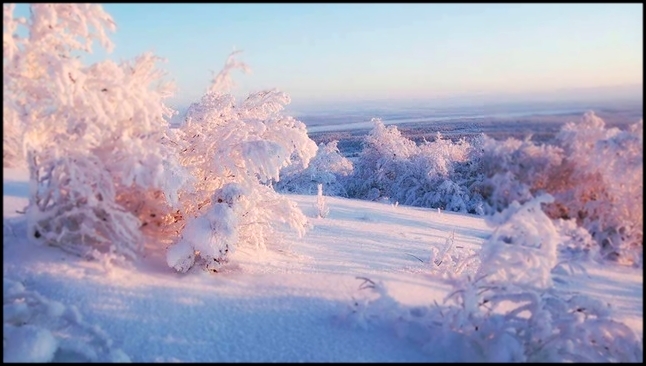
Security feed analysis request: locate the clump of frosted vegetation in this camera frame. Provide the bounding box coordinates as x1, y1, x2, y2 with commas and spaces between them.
3, 278, 130, 362
347, 118, 418, 202
344, 195, 643, 362
164, 52, 318, 272
468, 133, 565, 214
3, 4, 318, 272
395, 131, 477, 212
276, 140, 353, 197
473, 112, 642, 265
551, 112, 643, 266
305, 113, 641, 266
478, 194, 560, 288
4, 4, 186, 261
551, 218, 599, 275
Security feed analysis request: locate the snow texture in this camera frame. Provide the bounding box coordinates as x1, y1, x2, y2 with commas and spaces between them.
4, 167, 643, 362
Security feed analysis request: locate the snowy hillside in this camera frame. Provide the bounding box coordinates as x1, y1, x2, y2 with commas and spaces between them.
3, 167, 642, 362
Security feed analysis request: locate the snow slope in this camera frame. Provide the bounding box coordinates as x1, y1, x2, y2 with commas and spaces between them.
3, 167, 642, 362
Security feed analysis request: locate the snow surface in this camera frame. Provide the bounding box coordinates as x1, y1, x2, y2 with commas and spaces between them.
3, 167, 642, 362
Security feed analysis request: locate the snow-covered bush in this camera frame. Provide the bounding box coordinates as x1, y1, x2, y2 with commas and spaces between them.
392, 133, 479, 212
5, 4, 317, 270
341, 120, 477, 213
167, 183, 242, 273
276, 140, 353, 196
468, 134, 565, 215
347, 122, 484, 213
166, 52, 318, 272
552, 218, 599, 274
347, 119, 418, 201
477, 194, 560, 288
25, 151, 144, 260
342, 112, 640, 266
344, 195, 643, 362
348, 116, 639, 266
552, 112, 643, 265
430, 274, 643, 362
3, 4, 187, 260
3, 278, 130, 362
466, 112, 642, 265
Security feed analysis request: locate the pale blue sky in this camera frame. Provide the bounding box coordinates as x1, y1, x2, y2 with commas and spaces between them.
11, 3, 644, 110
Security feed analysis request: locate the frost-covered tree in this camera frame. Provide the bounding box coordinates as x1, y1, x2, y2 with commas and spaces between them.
393, 132, 478, 212
276, 140, 353, 196
347, 119, 418, 201
4, 4, 186, 260
552, 111, 642, 265
347, 121, 482, 213
467, 134, 565, 215
166, 52, 318, 272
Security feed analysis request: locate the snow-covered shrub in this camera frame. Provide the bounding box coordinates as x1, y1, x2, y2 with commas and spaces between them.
166, 52, 318, 272
552, 112, 643, 265
276, 140, 353, 196
392, 133, 480, 212
477, 194, 560, 289
344, 195, 643, 362
430, 274, 643, 362
552, 218, 599, 275
347, 123, 485, 213
433, 272, 643, 361
347, 119, 418, 201
25, 151, 143, 260
341, 111, 639, 267
167, 183, 241, 273
4, 4, 187, 260
3, 278, 130, 362
468, 134, 565, 215
346, 120, 564, 215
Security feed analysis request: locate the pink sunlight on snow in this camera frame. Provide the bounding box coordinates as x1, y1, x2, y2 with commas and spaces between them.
3, 4, 642, 362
